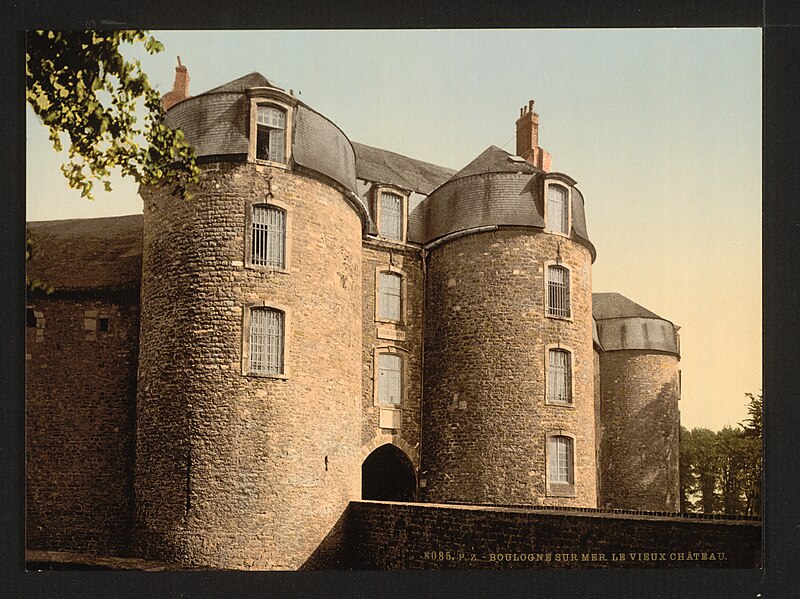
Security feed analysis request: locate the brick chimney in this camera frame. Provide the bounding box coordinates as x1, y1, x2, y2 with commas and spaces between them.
161, 56, 190, 111
515, 99, 551, 172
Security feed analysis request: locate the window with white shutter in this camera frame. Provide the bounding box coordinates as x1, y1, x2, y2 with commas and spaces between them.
546, 183, 569, 234
256, 106, 287, 163
379, 192, 403, 241
548, 349, 572, 405
549, 436, 574, 484
377, 353, 402, 405
378, 271, 402, 321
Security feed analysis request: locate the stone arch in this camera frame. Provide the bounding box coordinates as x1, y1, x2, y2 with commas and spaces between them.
360, 434, 419, 470
361, 443, 417, 502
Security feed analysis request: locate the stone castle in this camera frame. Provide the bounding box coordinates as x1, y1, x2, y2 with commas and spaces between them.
25, 66, 690, 570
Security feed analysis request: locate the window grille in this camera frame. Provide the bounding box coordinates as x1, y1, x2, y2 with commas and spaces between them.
549, 436, 573, 484
548, 349, 572, 404
546, 184, 569, 234
250, 308, 284, 375
378, 353, 402, 405
378, 272, 402, 321
547, 265, 570, 318
252, 205, 286, 268
256, 106, 286, 163
380, 192, 403, 241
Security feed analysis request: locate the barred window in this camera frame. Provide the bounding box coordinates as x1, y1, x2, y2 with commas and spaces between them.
249, 308, 284, 375
548, 349, 572, 405
377, 353, 402, 405
252, 205, 286, 268
378, 272, 402, 321
547, 265, 570, 318
549, 436, 574, 484
379, 192, 403, 241
256, 106, 286, 163
546, 183, 569, 234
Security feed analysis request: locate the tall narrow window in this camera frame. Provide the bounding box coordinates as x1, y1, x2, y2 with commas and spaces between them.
546, 184, 569, 234
250, 308, 284, 375
256, 106, 287, 163
377, 353, 402, 405
547, 265, 570, 318
548, 349, 572, 405
252, 205, 286, 268
379, 192, 403, 241
378, 271, 402, 321
549, 436, 574, 484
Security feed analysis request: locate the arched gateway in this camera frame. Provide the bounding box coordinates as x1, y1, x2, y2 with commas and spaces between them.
362, 444, 417, 501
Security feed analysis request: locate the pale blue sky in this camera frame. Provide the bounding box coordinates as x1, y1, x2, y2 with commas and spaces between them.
25, 29, 762, 430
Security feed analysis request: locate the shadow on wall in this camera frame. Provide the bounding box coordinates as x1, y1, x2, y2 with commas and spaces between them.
299, 506, 352, 570
604, 379, 679, 511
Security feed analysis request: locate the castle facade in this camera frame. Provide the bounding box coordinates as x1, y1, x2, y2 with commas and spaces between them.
26, 68, 682, 570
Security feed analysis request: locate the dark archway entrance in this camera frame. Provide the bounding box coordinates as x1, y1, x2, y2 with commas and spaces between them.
362, 444, 417, 501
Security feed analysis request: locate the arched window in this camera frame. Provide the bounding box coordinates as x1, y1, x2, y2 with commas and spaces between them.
548, 435, 574, 485
547, 348, 572, 405
252, 205, 286, 268
249, 307, 285, 375
256, 105, 287, 163
377, 352, 403, 405
546, 183, 569, 235
547, 265, 571, 318
377, 271, 403, 322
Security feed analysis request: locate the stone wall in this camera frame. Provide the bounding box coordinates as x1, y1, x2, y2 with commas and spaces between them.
421, 228, 596, 507
346, 501, 761, 570
136, 162, 363, 569
360, 242, 424, 471
26, 292, 139, 555
598, 350, 681, 511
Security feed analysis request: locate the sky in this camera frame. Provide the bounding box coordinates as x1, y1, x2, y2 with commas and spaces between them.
25, 29, 762, 431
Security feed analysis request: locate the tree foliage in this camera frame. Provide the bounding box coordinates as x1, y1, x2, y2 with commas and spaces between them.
679, 391, 762, 516
26, 30, 199, 200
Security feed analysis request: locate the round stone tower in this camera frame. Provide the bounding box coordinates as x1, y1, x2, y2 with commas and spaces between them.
593, 292, 681, 512
419, 104, 598, 508
134, 72, 367, 569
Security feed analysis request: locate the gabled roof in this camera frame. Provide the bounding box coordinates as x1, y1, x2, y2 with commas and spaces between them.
352, 142, 456, 195
26, 215, 143, 291
446, 145, 542, 183
205, 72, 282, 94
592, 292, 664, 321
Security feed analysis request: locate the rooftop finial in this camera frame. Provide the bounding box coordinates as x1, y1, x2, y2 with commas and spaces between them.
177, 56, 183, 68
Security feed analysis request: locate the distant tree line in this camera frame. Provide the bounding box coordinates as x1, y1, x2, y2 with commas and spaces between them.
679, 392, 762, 516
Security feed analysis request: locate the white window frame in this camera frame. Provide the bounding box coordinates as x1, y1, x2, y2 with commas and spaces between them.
242, 301, 290, 379
245, 198, 291, 273
372, 346, 407, 407
544, 180, 571, 236
248, 95, 294, 167
545, 344, 574, 407
374, 265, 406, 324
374, 185, 408, 243
545, 432, 577, 497
251, 204, 286, 269
544, 262, 572, 320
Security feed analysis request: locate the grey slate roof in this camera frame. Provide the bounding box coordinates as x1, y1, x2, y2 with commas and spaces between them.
352, 142, 456, 195
205, 72, 281, 94
592, 292, 664, 321
446, 145, 542, 182
26, 215, 143, 291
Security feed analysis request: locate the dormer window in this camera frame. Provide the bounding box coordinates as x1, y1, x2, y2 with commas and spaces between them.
256, 106, 286, 163
377, 189, 406, 242
545, 181, 570, 235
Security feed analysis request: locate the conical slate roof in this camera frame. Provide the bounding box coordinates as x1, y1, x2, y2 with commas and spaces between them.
446, 145, 542, 184
205, 72, 282, 94
592, 292, 664, 321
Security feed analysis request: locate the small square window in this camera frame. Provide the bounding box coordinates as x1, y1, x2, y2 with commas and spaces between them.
26, 308, 37, 328
98, 318, 109, 332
